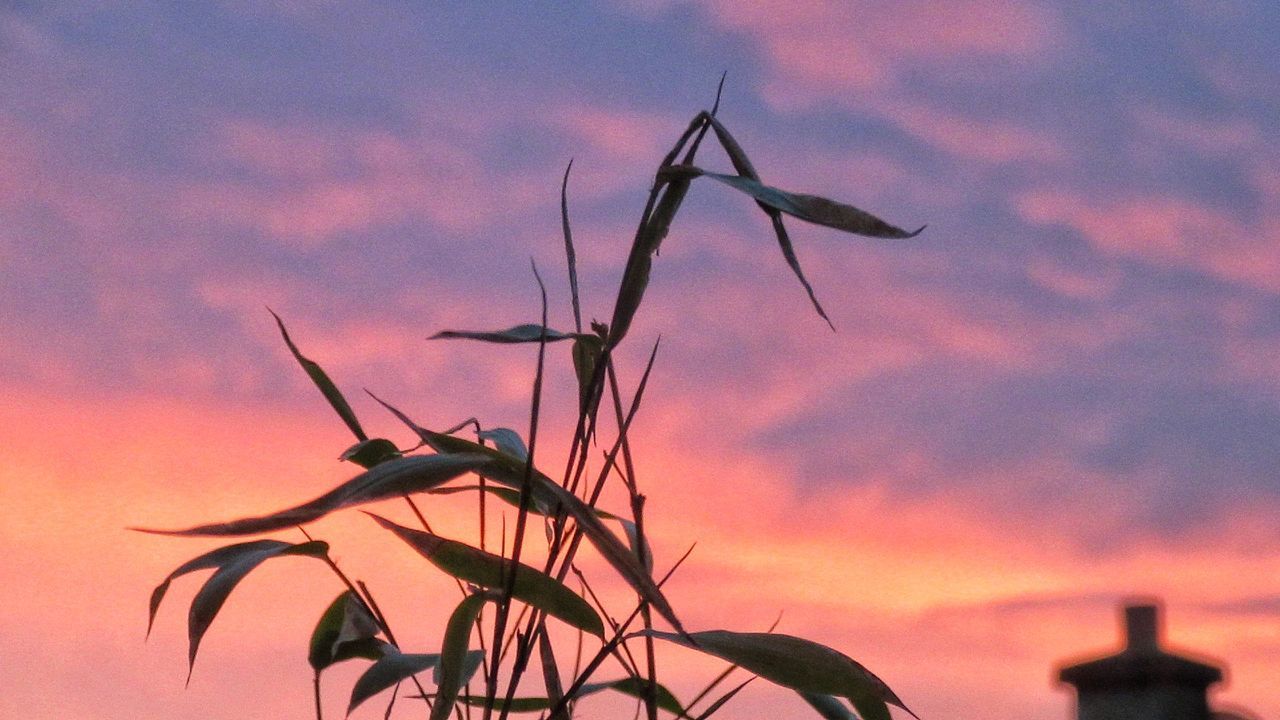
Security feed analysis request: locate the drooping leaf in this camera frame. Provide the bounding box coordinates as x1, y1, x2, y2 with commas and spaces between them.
369, 515, 604, 638
476, 427, 528, 461
800, 692, 860, 720
148, 539, 329, 677
430, 593, 488, 720
309, 591, 382, 672
699, 118, 833, 328
410, 677, 683, 715
348, 649, 441, 716
340, 438, 402, 469
270, 310, 367, 442
430, 324, 582, 344
148, 540, 281, 637
132, 453, 490, 537
640, 630, 912, 720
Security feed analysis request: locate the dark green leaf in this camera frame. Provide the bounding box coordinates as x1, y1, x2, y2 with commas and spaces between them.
348, 650, 440, 716
430, 324, 582, 344
309, 591, 381, 672
369, 515, 604, 638
148, 539, 329, 677
431, 593, 488, 720
270, 310, 367, 442
640, 630, 912, 720
132, 453, 490, 537
340, 438, 402, 469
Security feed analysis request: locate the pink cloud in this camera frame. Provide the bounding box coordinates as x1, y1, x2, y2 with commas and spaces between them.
1017, 189, 1280, 292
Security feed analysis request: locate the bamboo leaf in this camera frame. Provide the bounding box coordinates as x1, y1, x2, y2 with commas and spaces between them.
370, 515, 604, 638
640, 630, 912, 720
309, 591, 382, 672
148, 539, 329, 678
133, 453, 490, 537
476, 427, 528, 461
348, 649, 440, 716
663, 168, 924, 240
431, 593, 488, 720
430, 324, 582, 344
340, 438, 402, 469
561, 159, 583, 332
580, 678, 684, 716
270, 310, 367, 441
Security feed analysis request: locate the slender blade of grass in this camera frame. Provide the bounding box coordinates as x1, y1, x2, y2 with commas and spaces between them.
270, 309, 367, 441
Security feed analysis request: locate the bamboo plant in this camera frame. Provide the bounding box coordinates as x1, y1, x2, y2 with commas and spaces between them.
140, 81, 925, 720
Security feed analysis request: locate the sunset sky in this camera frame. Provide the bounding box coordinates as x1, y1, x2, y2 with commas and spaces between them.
4, 2, 1280, 719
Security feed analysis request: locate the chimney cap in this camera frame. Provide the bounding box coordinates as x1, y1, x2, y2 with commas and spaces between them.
1058, 601, 1222, 690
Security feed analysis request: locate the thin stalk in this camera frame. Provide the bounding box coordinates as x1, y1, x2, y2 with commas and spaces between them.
485, 262, 551, 720
313, 672, 324, 720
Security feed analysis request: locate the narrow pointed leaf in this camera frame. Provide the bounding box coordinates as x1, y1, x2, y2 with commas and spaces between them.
431, 593, 488, 720
580, 678, 684, 716
340, 438, 402, 469
640, 630, 913, 720
663, 167, 924, 239
148, 539, 286, 637
561, 159, 583, 332
538, 629, 566, 719
430, 324, 581, 344
476, 427, 528, 461
170, 540, 329, 675
310, 591, 381, 671
370, 515, 604, 638
348, 650, 441, 716
271, 310, 366, 441
133, 453, 489, 537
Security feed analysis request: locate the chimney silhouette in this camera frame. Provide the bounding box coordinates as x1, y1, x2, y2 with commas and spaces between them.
1058, 601, 1223, 720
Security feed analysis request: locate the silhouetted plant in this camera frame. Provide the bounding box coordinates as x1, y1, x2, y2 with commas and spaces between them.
140, 81, 924, 720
